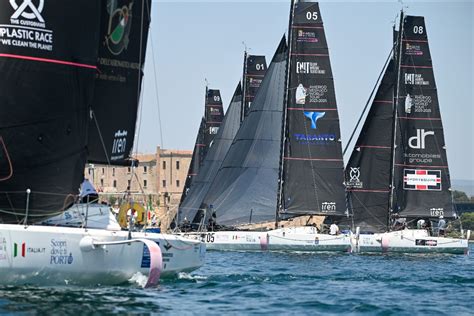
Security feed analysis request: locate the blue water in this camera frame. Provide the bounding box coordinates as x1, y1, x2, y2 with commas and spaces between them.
1, 245, 473, 315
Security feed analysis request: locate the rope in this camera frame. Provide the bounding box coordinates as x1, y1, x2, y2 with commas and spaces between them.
0, 136, 13, 181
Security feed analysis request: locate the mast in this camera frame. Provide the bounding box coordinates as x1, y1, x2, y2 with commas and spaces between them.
241, 50, 248, 123
276, 0, 296, 229
388, 10, 405, 229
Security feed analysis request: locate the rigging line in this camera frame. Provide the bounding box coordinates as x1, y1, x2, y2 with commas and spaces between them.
0, 136, 13, 181
128, 0, 148, 193
343, 48, 394, 156
148, 6, 164, 149
92, 111, 111, 166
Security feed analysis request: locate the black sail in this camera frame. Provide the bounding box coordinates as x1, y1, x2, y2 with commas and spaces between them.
202, 37, 288, 226
178, 84, 242, 223
87, 0, 151, 165
281, 1, 346, 217
180, 117, 206, 203
180, 88, 224, 202
393, 15, 454, 218
0, 1, 101, 223
242, 54, 267, 120
344, 60, 396, 233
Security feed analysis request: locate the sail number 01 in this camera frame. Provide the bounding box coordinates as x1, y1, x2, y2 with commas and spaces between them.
306, 11, 318, 20
413, 26, 424, 34
255, 64, 265, 71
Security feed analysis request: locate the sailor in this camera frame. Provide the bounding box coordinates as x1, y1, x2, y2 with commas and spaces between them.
416, 218, 425, 229
392, 214, 407, 231
438, 216, 446, 236
424, 218, 433, 236
329, 221, 339, 235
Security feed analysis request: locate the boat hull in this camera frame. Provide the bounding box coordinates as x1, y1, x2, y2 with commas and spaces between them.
182, 226, 351, 252
354, 229, 468, 254
0, 224, 205, 286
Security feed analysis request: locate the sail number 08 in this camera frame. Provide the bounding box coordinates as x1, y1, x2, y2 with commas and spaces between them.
306, 11, 318, 21
413, 26, 424, 34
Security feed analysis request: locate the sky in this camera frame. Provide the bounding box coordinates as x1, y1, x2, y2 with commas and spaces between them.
136, 0, 474, 181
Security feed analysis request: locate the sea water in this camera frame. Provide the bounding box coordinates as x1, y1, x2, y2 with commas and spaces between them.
0, 245, 472, 315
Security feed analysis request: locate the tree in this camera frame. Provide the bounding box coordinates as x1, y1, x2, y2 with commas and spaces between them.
452, 190, 470, 203
461, 212, 474, 231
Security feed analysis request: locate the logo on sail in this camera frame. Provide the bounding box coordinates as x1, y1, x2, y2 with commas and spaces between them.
321, 202, 336, 213
106, 2, 133, 55
297, 29, 319, 43
405, 43, 423, 56
303, 111, 325, 129
346, 167, 363, 189
111, 130, 128, 160
403, 169, 441, 191
10, 0, 45, 22
296, 62, 326, 75
404, 73, 429, 86
408, 129, 434, 149
296, 84, 307, 104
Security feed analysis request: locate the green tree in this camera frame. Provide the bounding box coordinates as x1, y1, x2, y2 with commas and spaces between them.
452, 190, 469, 202
461, 212, 474, 231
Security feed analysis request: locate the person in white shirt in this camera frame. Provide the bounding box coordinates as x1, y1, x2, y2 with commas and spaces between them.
438, 216, 446, 236
329, 222, 339, 235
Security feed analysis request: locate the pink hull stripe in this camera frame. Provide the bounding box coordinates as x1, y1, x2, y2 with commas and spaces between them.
260, 234, 269, 251
139, 239, 163, 288
0, 53, 97, 69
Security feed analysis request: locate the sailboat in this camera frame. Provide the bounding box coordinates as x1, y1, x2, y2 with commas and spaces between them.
177, 51, 267, 230
0, 0, 204, 286
345, 11, 470, 254
180, 88, 225, 203
181, 0, 351, 252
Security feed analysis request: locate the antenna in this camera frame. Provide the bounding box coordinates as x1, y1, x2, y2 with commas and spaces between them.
241, 41, 250, 53
204, 78, 209, 88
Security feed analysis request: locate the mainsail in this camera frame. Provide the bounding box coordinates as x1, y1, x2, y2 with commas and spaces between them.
201, 37, 288, 226
0, 1, 101, 223
280, 1, 346, 217
392, 15, 454, 219
180, 88, 224, 202
179, 84, 243, 223
87, 0, 151, 166
242, 54, 267, 120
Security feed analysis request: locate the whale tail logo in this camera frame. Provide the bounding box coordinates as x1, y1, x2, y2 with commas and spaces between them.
303, 112, 325, 129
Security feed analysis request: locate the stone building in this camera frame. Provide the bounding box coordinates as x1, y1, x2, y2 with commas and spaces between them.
84, 146, 192, 229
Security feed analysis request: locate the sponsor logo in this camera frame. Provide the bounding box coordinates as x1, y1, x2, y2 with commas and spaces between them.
0, 0, 53, 51
297, 29, 319, 43
295, 111, 336, 145
404, 152, 441, 164
321, 202, 336, 213
10, 0, 45, 22
296, 62, 326, 75
209, 126, 219, 135
405, 43, 423, 56
430, 208, 444, 217
408, 129, 434, 149
415, 239, 438, 246
106, 2, 133, 55
248, 77, 262, 88
50, 239, 73, 265
403, 169, 441, 191
13, 242, 46, 258
209, 107, 221, 115
404, 73, 430, 86
111, 130, 128, 161
303, 111, 325, 129
296, 84, 307, 105
346, 167, 363, 189
303, 85, 328, 104
405, 94, 433, 113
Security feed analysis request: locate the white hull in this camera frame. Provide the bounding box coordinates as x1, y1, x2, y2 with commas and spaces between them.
0, 224, 205, 286
353, 229, 469, 254
182, 226, 351, 252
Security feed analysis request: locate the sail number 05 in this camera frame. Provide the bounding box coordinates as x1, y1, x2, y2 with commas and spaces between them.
306, 11, 318, 21
205, 233, 215, 243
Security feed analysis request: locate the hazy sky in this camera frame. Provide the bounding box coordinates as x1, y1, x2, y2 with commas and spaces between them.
136, 0, 474, 181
